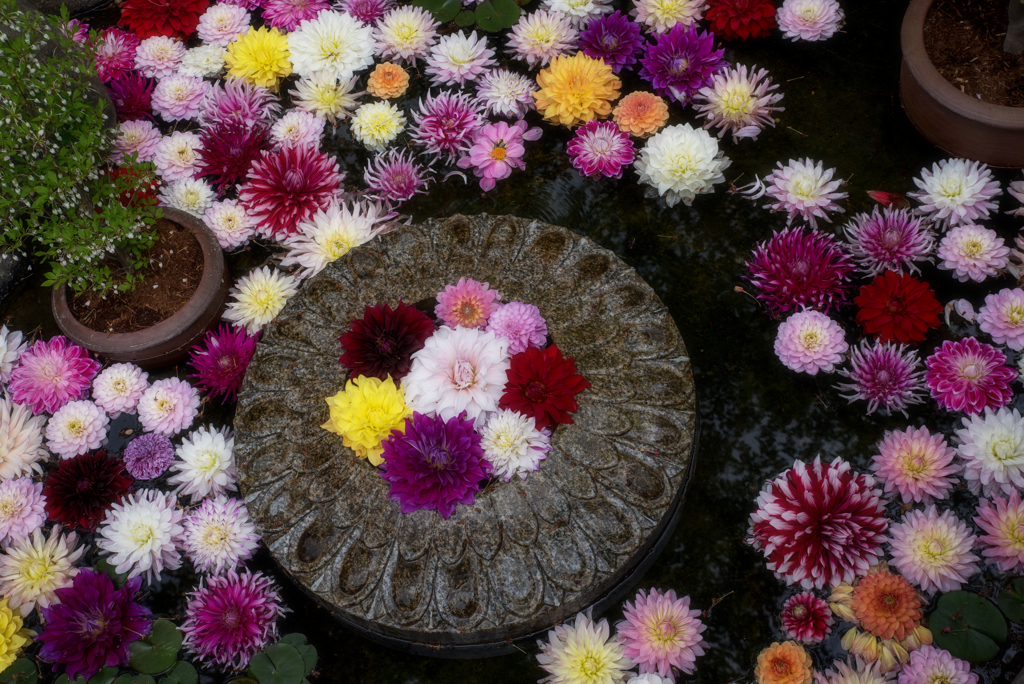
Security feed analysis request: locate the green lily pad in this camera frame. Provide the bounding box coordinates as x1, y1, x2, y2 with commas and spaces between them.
295, 644, 317, 676
55, 675, 85, 684
113, 675, 156, 684
0, 658, 38, 684
158, 661, 197, 684
454, 9, 476, 26
998, 578, 1024, 623
95, 559, 128, 589
248, 644, 306, 684
129, 620, 183, 675
411, 0, 461, 23
279, 635, 306, 648
931, 591, 1007, 662
475, 0, 520, 31
87, 667, 119, 684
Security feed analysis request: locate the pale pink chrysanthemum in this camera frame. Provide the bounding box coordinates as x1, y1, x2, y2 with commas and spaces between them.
200, 78, 281, 129
631, 0, 705, 33
182, 495, 259, 574
486, 302, 547, 355
152, 74, 211, 122
777, 0, 844, 41
871, 427, 958, 504
693, 64, 783, 143
262, 0, 330, 31
977, 287, 1024, 351
936, 225, 1009, 283
112, 120, 162, 165
738, 158, 847, 229
836, 341, 927, 416
197, 4, 252, 46
91, 363, 149, 418
773, 309, 848, 375
137, 377, 201, 437
888, 506, 979, 595
475, 69, 535, 119
339, 0, 394, 24
897, 645, 977, 684
153, 131, 204, 182
269, 109, 325, 150
617, 588, 706, 679
954, 406, 1024, 497
536, 609, 634, 684
1009, 179, 1024, 217
909, 158, 1001, 228
373, 6, 439, 65
974, 491, 1024, 573
0, 479, 46, 548
780, 592, 833, 645
8, 337, 100, 416
435, 277, 501, 329
0, 326, 27, 385
506, 10, 577, 69
93, 28, 139, 83
203, 199, 257, 250
425, 30, 495, 86
926, 337, 1015, 415
134, 36, 186, 78
45, 400, 110, 459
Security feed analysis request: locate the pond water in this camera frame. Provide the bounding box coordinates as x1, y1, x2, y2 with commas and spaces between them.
5, 0, 1024, 681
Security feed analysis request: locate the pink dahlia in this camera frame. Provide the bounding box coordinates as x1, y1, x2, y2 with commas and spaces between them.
978, 288, 1024, 351
196, 3, 251, 46
112, 119, 162, 164
747, 456, 888, 590
898, 645, 977, 684
107, 71, 155, 122
200, 78, 280, 129
410, 90, 485, 163
780, 592, 833, 645
773, 309, 848, 375
909, 158, 1001, 228
64, 18, 89, 44
738, 158, 847, 228
435, 278, 502, 329
152, 73, 211, 122
261, 0, 329, 31
188, 324, 258, 404
203, 199, 257, 250
238, 145, 343, 240
837, 341, 927, 416
925, 337, 1014, 414
363, 148, 432, 207
94, 28, 139, 82
92, 363, 149, 418
888, 506, 979, 594
338, 0, 393, 24
974, 491, 1024, 573
137, 377, 201, 437
270, 110, 325, 150
617, 588, 706, 679
842, 207, 935, 277
777, 0, 843, 41
0, 478, 46, 547
566, 120, 635, 179
486, 302, 548, 355
871, 427, 958, 504
8, 336, 100, 415
937, 225, 1009, 283
154, 130, 203, 182
134, 36, 186, 78
45, 400, 110, 459
456, 119, 541, 192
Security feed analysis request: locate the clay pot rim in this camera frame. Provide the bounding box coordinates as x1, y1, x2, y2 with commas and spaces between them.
51, 207, 224, 355
901, 0, 1024, 128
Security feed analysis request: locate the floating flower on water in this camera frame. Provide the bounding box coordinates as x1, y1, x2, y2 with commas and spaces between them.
198, 121, 271, 193
578, 11, 644, 73
0, 326, 25, 385
640, 24, 726, 104
817, 659, 894, 684
0, 527, 83, 617
1009, 179, 1024, 217
112, 119, 162, 164
777, 0, 843, 41
773, 309, 847, 375
426, 30, 495, 86
97, 489, 184, 584
92, 363, 149, 418
340, 0, 393, 24
200, 77, 281, 129
479, 409, 551, 482
705, 0, 777, 40
435, 278, 502, 329
123, 432, 175, 481
197, 3, 251, 46
289, 72, 363, 123
0, 398, 46, 481
842, 208, 935, 276
888, 506, 979, 594
543, 0, 612, 27
897, 645, 977, 684
738, 158, 847, 228
500, 344, 590, 431
94, 28, 139, 83
350, 101, 406, 152
270, 109, 325, 150
612, 91, 669, 138
974, 490, 1024, 573
188, 324, 258, 404
458, 119, 542, 191
322, 375, 411, 465
636, 123, 731, 207
486, 301, 548, 355
536, 609, 634, 684
380, 412, 491, 518
9, 336, 99, 416
225, 26, 292, 88
937, 224, 1009, 283
566, 120, 635, 180
0, 479, 44, 548
223, 266, 300, 335
281, 201, 389, 280
363, 148, 432, 206
160, 177, 215, 217
837, 341, 926, 416
754, 641, 812, 684
0, 597, 30, 674
850, 566, 923, 641
119, 0, 208, 40
203, 199, 257, 250
411, 90, 485, 162
152, 73, 210, 122
955, 406, 1024, 496
107, 70, 154, 122
45, 400, 109, 459
533, 52, 621, 127
871, 427, 957, 504
506, 9, 577, 69
183, 495, 259, 574
179, 44, 229, 77
288, 9, 374, 80
154, 130, 203, 181
926, 337, 1014, 415
137, 377, 201, 437
366, 62, 409, 99
135, 35, 186, 78
170, 425, 237, 501
979, 288, 1024, 350
781, 592, 832, 645
854, 271, 941, 345
747, 456, 887, 590
631, 0, 705, 33
43, 451, 133, 531
374, 6, 439, 64
909, 158, 1001, 228
262, 0, 329, 31
182, 570, 285, 669
338, 302, 435, 382
617, 588, 706, 678
694, 64, 783, 142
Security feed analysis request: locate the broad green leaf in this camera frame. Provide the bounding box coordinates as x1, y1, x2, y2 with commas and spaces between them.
158, 662, 197, 684
279, 635, 306, 648
0, 658, 38, 684
54, 675, 85, 684
247, 644, 306, 684
411, 0, 461, 22
475, 0, 520, 31
129, 620, 183, 675
295, 644, 317, 676
87, 667, 118, 684
94, 559, 127, 588
930, 591, 1008, 662
998, 578, 1024, 623
454, 9, 476, 26
112, 675, 156, 684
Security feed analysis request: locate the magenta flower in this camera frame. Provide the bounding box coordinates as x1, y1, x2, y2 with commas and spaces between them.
975, 491, 1024, 573
107, 71, 154, 122
617, 588, 706, 679
639, 23, 727, 104
780, 592, 833, 645
925, 337, 1014, 414
411, 90, 485, 162
486, 302, 548, 355
64, 18, 89, 44
888, 505, 979, 594
842, 207, 935, 276
456, 119, 542, 192
435, 277, 501, 329
773, 309, 847, 375
200, 77, 281, 130
837, 340, 927, 416
979, 288, 1024, 350
898, 645, 978, 684
566, 120, 635, 179
871, 426, 958, 504
261, 0, 329, 31
8, 336, 99, 415
363, 148, 432, 206
579, 11, 644, 73
338, 0, 394, 24
93, 28, 139, 83
188, 324, 258, 404
379, 412, 492, 519
197, 122, 271, 193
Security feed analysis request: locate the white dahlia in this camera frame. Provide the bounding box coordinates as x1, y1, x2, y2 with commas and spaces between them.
288, 10, 375, 80
223, 266, 300, 335
738, 158, 848, 228
349, 101, 406, 152
91, 363, 149, 418
280, 201, 388, 279
475, 68, 535, 119
0, 326, 27, 384
97, 489, 184, 585
0, 397, 47, 479
373, 6, 439, 65
631, 0, 704, 33
506, 9, 577, 69
158, 177, 216, 218
289, 71, 363, 123
153, 130, 203, 182
909, 158, 1002, 228
182, 495, 259, 574
203, 199, 257, 251
543, 0, 612, 27
270, 109, 326, 150
424, 30, 496, 86
45, 400, 109, 459
955, 407, 1024, 497
634, 123, 731, 207
777, 0, 844, 42
480, 409, 552, 482
178, 44, 228, 78
169, 425, 237, 502
536, 609, 634, 684
137, 377, 201, 437
0, 527, 83, 616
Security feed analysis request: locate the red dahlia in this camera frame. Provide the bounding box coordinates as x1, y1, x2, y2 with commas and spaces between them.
43, 451, 134, 531
119, 0, 209, 40
107, 71, 154, 122
339, 302, 435, 381
705, 0, 776, 41
499, 345, 590, 430
198, 122, 271, 194
855, 271, 941, 344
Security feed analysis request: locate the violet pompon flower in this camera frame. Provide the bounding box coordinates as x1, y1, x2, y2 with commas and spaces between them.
122, 433, 175, 480
578, 11, 644, 74
926, 337, 1015, 414
486, 302, 548, 355
338, 0, 394, 24
566, 120, 635, 179
837, 340, 927, 416
639, 23, 727, 104
456, 119, 542, 192
773, 309, 847, 375
737, 158, 847, 228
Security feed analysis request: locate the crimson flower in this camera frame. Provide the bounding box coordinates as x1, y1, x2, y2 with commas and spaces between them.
499, 345, 590, 430
42, 451, 134, 531
855, 271, 942, 344
120, 0, 209, 40
198, 122, 271, 193
107, 71, 154, 122
188, 324, 258, 404
705, 0, 777, 41
339, 302, 435, 381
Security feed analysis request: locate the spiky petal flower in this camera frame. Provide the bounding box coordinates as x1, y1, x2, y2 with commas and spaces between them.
224, 26, 293, 88
350, 101, 406, 152
411, 90, 485, 162
93, 28, 140, 83
0, 479, 45, 548
197, 122, 271, 193
8, 336, 99, 416
936, 224, 1009, 283
974, 491, 1024, 573
137, 377, 201, 437
639, 24, 725, 104
705, 0, 777, 40
979, 288, 1024, 350
135, 36, 186, 78
908, 158, 1001, 228
617, 588, 706, 678
97, 489, 184, 584
366, 62, 409, 99
159, 178, 216, 217
693, 64, 783, 142
92, 363, 149, 418
543, 0, 613, 28
42, 451, 133, 531
871, 427, 958, 504
119, 0, 209, 40
781, 593, 833, 645
837, 341, 926, 416
536, 609, 634, 684
0, 327, 25, 386
223, 266, 300, 335
479, 409, 551, 482
897, 646, 977, 684
108, 71, 154, 122
754, 641, 812, 684
499, 344, 590, 431
777, 0, 843, 41
475, 69, 534, 120
425, 30, 496, 86
289, 72, 363, 123
281, 201, 389, 279
373, 6, 439, 65
339, 0, 394, 24
773, 309, 847, 375
338, 302, 435, 381
322, 376, 411, 466
747, 456, 888, 590
613, 91, 670, 138
169, 425, 237, 501
270, 109, 325, 150
842, 208, 935, 276
926, 337, 1014, 415
889, 506, 979, 594
578, 11, 643, 73
506, 10, 578, 69
197, 3, 252, 46
566, 120, 635, 180
486, 302, 548, 355
854, 272, 942, 345
152, 73, 211, 122
955, 407, 1024, 496
818, 659, 894, 684
635, 123, 731, 207
738, 158, 847, 228
188, 325, 258, 404
288, 10, 375, 79
200, 77, 281, 129
203, 199, 257, 250
435, 278, 501, 329
0, 527, 83, 617
112, 119, 162, 164
363, 148, 432, 206
262, 0, 330, 31
458, 119, 542, 191
182, 495, 259, 573
631, 0, 705, 33
45, 400, 109, 459
122, 433, 175, 480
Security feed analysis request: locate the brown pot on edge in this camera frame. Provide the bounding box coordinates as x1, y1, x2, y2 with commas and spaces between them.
52, 207, 230, 370
900, 0, 1024, 168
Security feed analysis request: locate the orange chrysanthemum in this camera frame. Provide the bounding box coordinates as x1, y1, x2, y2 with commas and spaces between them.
613, 91, 669, 137
754, 641, 812, 684
533, 52, 621, 128
851, 567, 923, 640
366, 63, 410, 100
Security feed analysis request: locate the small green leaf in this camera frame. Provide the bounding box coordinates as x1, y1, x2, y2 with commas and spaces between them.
454, 9, 476, 26
0, 658, 38, 684
248, 644, 306, 684
129, 620, 183, 675
411, 0, 461, 22
295, 644, 317, 676
112, 675, 155, 684
87, 667, 118, 684
95, 558, 128, 588
158, 662, 197, 684
930, 591, 1008, 662
279, 635, 306, 648
54, 675, 85, 684
475, 0, 520, 31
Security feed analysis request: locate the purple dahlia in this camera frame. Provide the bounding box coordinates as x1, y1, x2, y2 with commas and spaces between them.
188, 324, 258, 404
579, 11, 644, 74
107, 71, 154, 122
639, 23, 727, 104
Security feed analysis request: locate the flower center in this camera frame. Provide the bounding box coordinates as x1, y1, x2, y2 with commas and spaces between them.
800, 330, 821, 351
375, 335, 397, 358
81, 611, 107, 637
283, 169, 305, 192
490, 145, 507, 161
76, 477, 92, 493
1009, 305, 1024, 326
130, 521, 155, 546
770, 656, 794, 676
922, 537, 946, 561
202, 524, 230, 549
196, 449, 220, 474
790, 604, 807, 619
525, 381, 547, 403
668, 56, 690, 75
875, 369, 892, 384
899, 448, 929, 478
452, 360, 476, 389
791, 176, 818, 201
961, 239, 983, 257
220, 607, 241, 630
885, 295, 906, 315
425, 445, 452, 470
958, 362, 981, 380
990, 438, 1018, 463
113, 378, 128, 394
653, 619, 678, 644
0, 499, 17, 517
67, 419, 84, 436
156, 397, 174, 415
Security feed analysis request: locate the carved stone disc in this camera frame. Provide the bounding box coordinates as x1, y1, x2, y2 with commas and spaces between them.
233, 214, 697, 655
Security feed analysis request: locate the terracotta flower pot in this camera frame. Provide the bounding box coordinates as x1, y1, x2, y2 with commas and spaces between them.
900, 0, 1024, 168
51, 208, 230, 370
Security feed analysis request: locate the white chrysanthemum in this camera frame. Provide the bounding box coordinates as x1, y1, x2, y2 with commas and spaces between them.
135, 35, 187, 78
536, 609, 635, 684
425, 30, 496, 86
0, 326, 27, 384
635, 123, 731, 207
178, 44, 228, 77
112, 119, 162, 164
281, 201, 388, 279
137, 377, 201, 437
373, 6, 439, 64
480, 409, 551, 482
203, 199, 257, 250
289, 71, 363, 123
92, 363, 149, 418
169, 425, 237, 502
476, 68, 535, 119
1009, 179, 1024, 217
0, 527, 83, 616
159, 177, 216, 217
955, 407, 1024, 497
223, 266, 300, 335
197, 3, 251, 47
506, 9, 577, 69
270, 109, 326, 150
739, 157, 847, 228
44, 400, 109, 459
908, 158, 1002, 228
97, 489, 184, 584
154, 131, 204, 182
777, 0, 844, 42
0, 397, 47, 479
631, 0, 704, 33
543, 0, 612, 27
289, 10, 375, 80
349, 101, 406, 152
182, 495, 259, 573
693, 64, 784, 143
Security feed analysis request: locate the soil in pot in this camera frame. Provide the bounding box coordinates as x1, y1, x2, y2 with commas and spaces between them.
68, 218, 204, 333
924, 0, 1024, 107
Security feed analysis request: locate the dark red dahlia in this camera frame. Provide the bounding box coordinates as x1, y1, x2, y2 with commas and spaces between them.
43, 451, 134, 531
339, 302, 435, 381
855, 271, 942, 344
197, 122, 271, 194
500, 345, 590, 430
107, 71, 154, 122
119, 0, 209, 40
705, 0, 776, 41
238, 145, 344, 240
188, 324, 258, 404
102, 165, 161, 209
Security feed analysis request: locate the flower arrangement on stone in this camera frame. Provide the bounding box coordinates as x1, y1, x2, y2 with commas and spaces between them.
321, 278, 590, 518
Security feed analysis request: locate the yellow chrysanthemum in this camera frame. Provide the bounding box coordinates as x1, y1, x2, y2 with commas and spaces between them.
533, 52, 621, 128
321, 375, 412, 466
225, 26, 292, 88
0, 598, 31, 674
